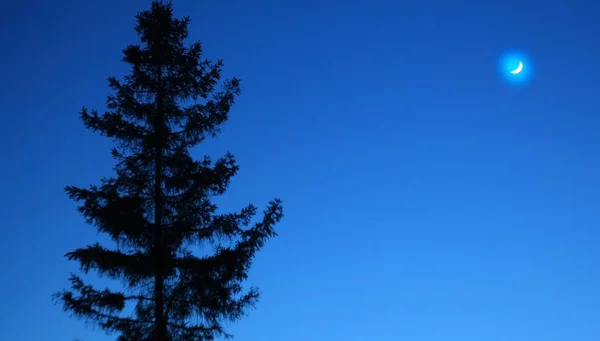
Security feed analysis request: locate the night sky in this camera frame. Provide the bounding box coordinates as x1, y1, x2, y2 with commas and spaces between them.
2, 0, 600, 340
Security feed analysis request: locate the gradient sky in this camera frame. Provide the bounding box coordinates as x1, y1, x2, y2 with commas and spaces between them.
2, 0, 600, 340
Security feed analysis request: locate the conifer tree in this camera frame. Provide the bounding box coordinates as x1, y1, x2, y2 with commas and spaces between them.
55, 2, 283, 341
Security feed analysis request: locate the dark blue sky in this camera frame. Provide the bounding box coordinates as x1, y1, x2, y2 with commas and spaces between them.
2, 0, 600, 340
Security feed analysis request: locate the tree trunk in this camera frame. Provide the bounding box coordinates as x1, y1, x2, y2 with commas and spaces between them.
153, 75, 166, 341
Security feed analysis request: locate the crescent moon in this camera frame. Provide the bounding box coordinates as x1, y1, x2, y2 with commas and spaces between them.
510, 61, 523, 74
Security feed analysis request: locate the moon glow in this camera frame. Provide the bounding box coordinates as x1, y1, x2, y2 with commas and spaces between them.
510, 61, 523, 74
498, 50, 534, 86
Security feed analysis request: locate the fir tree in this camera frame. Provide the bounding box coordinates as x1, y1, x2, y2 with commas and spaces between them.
54, 2, 283, 341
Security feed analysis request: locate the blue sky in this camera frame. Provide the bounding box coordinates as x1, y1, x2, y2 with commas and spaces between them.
1, 0, 600, 340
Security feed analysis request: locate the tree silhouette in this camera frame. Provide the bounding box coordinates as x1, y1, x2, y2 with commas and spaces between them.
54, 2, 283, 341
